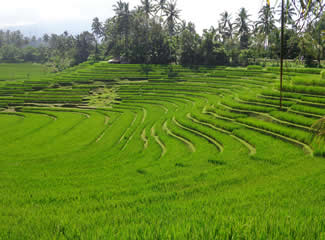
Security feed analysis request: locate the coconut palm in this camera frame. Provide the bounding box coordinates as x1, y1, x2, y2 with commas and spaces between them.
219, 11, 233, 43
285, 0, 297, 25
276, 0, 297, 27
163, 0, 181, 36
235, 8, 250, 34
256, 5, 276, 49
113, 0, 125, 17
140, 0, 154, 18
113, 0, 131, 58
155, 0, 167, 17
235, 8, 251, 49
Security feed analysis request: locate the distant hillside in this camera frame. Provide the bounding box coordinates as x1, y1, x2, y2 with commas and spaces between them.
1, 20, 91, 37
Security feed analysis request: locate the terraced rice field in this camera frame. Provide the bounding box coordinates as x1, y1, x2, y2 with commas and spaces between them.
1, 63, 325, 239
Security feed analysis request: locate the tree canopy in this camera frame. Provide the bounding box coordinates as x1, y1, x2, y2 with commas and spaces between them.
0, 0, 323, 69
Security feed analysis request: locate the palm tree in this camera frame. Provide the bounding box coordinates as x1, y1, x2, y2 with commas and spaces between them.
276, 0, 296, 27
92, 17, 103, 60
113, 0, 125, 17
154, 0, 167, 17
291, 0, 324, 30
163, 0, 181, 36
43, 34, 49, 43
284, 0, 296, 26
256, 5, 276, 50
140, 0, 154, 18
235, 8, 251, 49
219, 11, 233, 43
113, 0, 131, 58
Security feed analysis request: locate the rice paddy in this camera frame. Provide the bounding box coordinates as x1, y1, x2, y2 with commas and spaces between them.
1, 62, 325, 239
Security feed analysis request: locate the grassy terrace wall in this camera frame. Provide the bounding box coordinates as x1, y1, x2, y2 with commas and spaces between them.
1, 62, 325, 239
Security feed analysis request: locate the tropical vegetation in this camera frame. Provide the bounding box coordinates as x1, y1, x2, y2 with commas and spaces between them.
0, 0, 324, 70
0, 0, 325, 239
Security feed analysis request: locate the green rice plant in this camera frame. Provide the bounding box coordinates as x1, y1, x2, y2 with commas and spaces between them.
311, 117, 325, 156
281, 84, 325, 95
267, 67, 322, 74
2, 63, 325, 239
300, 96, 325, 104
291, 104, 325, 116
293, 77, 325, 87
261, 90, 299, 99
240, 95, 295, 107
270, 111, 316, 127
205, 106, 247, 119
247, 65, 263, 70
175, 115, 224, 152
191, 111, 240, 131
237, 117, 311, 144
222, 99, 276, 113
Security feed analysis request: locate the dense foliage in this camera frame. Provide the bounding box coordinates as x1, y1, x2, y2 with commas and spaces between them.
0, 0, 324, 69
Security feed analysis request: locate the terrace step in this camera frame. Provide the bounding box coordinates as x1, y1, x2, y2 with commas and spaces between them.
187, 113, 256, 156
151, 125, 167, 158
173, 116, 224, 153
163, 120, 196, 153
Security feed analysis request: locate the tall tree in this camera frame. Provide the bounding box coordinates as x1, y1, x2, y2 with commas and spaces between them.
42, 34, 50, 43
219, 11, 233, 43
278, 0, 297, 27
256, 5, 276, 50
154, 0, 167, 17
140, 0, 154, 18
179, 22, 200, 65
92, 17, 104, 60
235, 8, 251, 49
74, 31, 95, 64
113, 0, 131, 58
92, 17, 104, 39
313, 13, 325, 67
163, 0, 181, 36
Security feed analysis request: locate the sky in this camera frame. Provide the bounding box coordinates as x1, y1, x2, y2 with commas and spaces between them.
0, 0, 274, 36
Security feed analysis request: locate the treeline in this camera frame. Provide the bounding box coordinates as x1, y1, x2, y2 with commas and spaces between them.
0, 30, 95, 71
0, 30, 43, 62
0, 0, 324, 70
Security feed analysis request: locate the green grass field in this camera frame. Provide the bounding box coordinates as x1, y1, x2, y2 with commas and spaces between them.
1, 63, 325, 239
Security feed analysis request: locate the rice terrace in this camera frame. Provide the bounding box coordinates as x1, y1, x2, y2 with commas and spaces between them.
0, 62, 325, 239
1, 0, 325, 239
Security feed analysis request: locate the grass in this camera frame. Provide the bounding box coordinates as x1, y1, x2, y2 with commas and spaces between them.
0, 62, 325, 239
